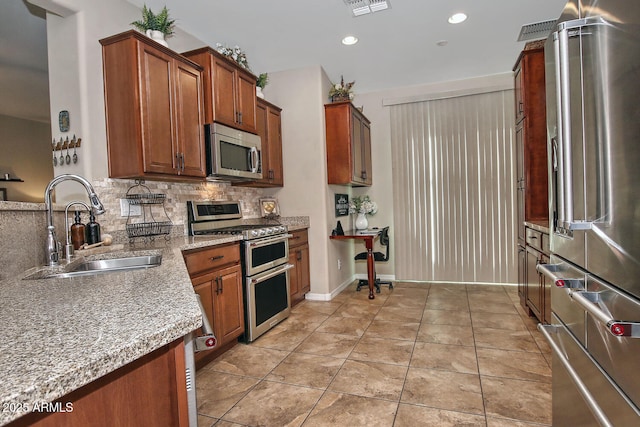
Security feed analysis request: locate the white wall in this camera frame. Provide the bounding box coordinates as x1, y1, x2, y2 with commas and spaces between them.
34, 0, 207, 202
261, 66, 355, 299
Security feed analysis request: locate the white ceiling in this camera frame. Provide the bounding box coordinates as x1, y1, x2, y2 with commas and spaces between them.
1, 0, 568, 123
127, 0, 567, 93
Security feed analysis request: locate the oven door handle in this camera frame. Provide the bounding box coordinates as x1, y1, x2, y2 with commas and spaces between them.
538, 324, 614, 427
250, 263, 294, 285
247, 234, 293, 247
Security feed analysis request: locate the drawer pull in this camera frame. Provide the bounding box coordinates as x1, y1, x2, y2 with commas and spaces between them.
210, 255, 224, 262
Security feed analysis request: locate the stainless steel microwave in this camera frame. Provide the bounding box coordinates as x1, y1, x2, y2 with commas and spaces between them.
205, 122, 262, 181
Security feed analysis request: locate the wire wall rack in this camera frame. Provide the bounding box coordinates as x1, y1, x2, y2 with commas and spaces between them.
125, 180, 172, 242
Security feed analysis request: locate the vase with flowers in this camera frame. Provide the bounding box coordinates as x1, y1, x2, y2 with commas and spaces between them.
329, 75, 355, 102
349, 195, 377, 230
215, 43, 250, 70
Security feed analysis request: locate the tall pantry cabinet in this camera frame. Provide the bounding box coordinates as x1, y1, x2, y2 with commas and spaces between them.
513, 40, 550, 321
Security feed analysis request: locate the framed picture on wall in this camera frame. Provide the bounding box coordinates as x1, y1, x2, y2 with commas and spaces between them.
335, 194, 349, 217
0, 188, 6, 201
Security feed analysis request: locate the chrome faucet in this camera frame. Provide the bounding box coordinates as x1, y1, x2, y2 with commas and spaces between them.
44, 174, 105, 266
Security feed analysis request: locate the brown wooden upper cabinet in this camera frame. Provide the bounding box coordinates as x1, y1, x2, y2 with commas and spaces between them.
325, 101, 372, 186
235, 98, 284, 188
182, 47, 257, 134
100, 30, 206, 180
513, 43, 548, 241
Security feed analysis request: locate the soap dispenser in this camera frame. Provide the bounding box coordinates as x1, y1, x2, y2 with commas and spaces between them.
70, 210, 86, 250
86, 211, 101, 245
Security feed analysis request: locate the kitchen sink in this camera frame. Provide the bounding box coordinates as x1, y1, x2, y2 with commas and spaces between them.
23, 253, 162, 280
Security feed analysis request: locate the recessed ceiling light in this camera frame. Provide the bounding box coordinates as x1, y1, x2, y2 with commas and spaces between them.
448, 12, 467, 24
342, 35, 359, 45
436, 40, 448, 47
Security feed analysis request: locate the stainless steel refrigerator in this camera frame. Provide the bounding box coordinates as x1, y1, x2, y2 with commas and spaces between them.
537, 0, 640, 425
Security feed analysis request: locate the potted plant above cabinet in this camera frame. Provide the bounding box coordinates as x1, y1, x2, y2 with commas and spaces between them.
130, 5, 175, 47
100, 30, 206, 180
182, 47, 258, 134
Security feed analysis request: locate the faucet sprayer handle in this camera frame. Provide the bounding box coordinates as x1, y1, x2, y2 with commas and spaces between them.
89, 193, 105, 215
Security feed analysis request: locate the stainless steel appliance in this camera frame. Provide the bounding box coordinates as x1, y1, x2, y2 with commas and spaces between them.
185, 296, 218, 426
538, 1, 640, 425
205, 123, 262, 181
187, 201, 292, 342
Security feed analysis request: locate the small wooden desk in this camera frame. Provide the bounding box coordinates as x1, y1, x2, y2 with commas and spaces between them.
330, 229, 381, 299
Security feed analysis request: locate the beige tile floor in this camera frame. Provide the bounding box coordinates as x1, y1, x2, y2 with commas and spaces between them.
196, 281, 552, 427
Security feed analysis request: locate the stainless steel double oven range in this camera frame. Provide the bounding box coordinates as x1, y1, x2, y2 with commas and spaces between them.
187, 200, 292, 342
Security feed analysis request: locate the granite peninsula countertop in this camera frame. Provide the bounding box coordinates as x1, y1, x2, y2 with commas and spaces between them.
0, 216, 310, 425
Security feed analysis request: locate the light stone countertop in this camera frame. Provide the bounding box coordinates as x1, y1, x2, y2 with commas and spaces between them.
0, 234, 239, 426
0, 215, 309, 426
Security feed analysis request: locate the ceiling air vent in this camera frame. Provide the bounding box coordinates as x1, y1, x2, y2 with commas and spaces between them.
344, 0, 390, 17
517, 19, 557, 42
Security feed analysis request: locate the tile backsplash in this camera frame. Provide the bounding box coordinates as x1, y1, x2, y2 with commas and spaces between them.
93, 178, 266, 234
0, 178, 268, 280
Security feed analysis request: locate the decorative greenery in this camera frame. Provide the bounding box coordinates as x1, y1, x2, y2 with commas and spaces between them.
256, 73, 269, 89
329, 75, 355, 101
349, 195, 377, 215
216, 43, 250, 70
131, 4, 176, 36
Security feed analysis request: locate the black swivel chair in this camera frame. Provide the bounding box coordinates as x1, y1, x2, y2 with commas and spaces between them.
354, 226, 393, 293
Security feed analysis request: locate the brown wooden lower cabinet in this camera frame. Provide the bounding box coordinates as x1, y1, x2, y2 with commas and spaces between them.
289, 229, 310, 306
8, 340, 189, 427
182, 242, 244, 368
519, 225, 550, 323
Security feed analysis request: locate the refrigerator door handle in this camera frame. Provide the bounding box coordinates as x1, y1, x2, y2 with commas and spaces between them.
555, 17, 609, 232
538, 324, 614, 427
537, 263, 584, 290
569, 290, 640, 338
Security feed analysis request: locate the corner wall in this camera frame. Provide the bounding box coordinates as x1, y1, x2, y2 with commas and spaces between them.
261, 66, 355, 299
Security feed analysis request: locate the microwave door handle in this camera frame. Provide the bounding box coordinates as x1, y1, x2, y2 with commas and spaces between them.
249, 147, 259, 173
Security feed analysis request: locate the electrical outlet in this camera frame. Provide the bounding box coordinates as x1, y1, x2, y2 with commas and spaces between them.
120, 198, 141, 217
337, 259, 342, 270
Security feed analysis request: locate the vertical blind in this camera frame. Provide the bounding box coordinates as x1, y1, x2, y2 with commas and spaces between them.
389, 90, 516, 283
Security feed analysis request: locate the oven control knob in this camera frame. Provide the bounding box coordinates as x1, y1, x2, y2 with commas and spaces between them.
267, 227, 274, 234
251, 230, 259, 237
259, 229, 266, 236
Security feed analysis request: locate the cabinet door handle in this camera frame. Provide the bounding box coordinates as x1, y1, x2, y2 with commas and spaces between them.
214, 276, 220, 294
210, 255, 224, 262
218, 275, 223, 294
181, 153, 185, 172
361, 170, 367, 179
238, 111, 243, 124
518, 101, 524, 115
297, 250, 302, 261
176, 153, 181, 172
